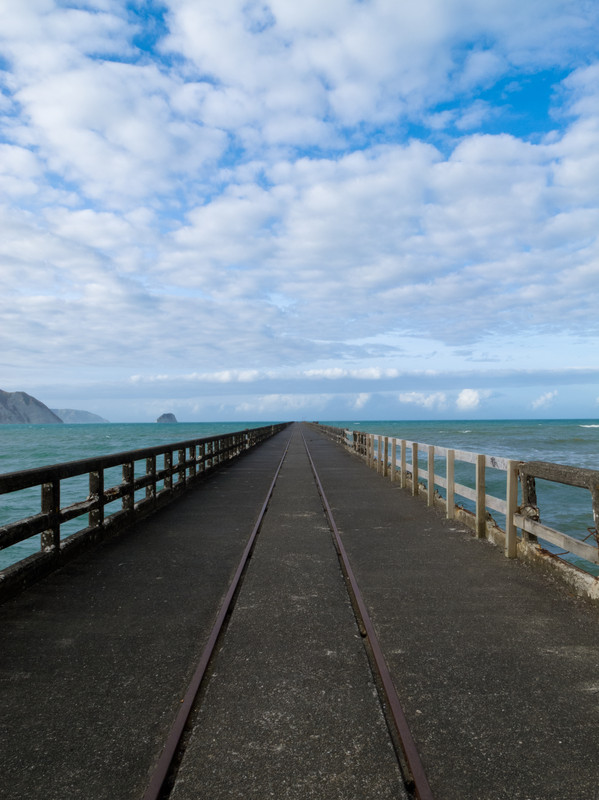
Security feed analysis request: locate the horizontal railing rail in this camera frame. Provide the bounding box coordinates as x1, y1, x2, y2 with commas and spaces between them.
0, 424, 289, 601
317, 426, 599, 571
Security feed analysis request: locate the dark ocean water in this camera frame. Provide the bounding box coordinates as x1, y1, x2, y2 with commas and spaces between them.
1, 419, 598, 574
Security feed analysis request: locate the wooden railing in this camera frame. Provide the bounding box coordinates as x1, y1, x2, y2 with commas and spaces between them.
325, 427, 599, 569
0, 424, 289, 600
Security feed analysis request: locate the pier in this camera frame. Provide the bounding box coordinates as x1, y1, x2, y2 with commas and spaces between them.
1, 422, 599, 799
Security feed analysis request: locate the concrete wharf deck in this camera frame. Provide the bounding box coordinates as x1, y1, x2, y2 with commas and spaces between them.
1, 423, 599, 800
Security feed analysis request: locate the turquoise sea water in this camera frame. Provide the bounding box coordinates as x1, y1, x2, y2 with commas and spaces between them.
1, 419, 598, 575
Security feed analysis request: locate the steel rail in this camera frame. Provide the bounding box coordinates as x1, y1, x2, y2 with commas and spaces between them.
301, 429, 435, 800
142, 433, 292, 800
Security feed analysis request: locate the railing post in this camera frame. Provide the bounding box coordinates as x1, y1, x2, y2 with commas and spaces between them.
391, 438, 397, 482
123, 462, 134, 512
383, 437, 389, 477
377, 436, 383, 474
164, 451, 173, 490
476, 453, 486, 538
146, 455, 156, 500
412, 442, 418, 496
505, 460, 518, 558
178, 448, 186, 485
521, 472, 539, 542
189, 445, 197, 478
427, 445, 435, 506
41, 479, 60, 553
446, 449, 455, 519
89, 469, 104, 529
401, 440, 407, 488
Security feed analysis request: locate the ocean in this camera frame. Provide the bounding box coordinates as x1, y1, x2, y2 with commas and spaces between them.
1, 419, 598, 575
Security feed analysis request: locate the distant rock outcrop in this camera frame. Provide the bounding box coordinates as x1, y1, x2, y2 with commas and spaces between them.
51, 409, 110, 424
0, 390, 63, 424
156, 413, 178, 423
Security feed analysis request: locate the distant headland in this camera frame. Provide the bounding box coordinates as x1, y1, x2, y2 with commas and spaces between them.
0, 390, 62, 424
0, 390, 108, 424
51, 409, 110, 424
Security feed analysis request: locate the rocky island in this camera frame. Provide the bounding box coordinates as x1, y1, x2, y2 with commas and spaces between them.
156, 413, 178, 423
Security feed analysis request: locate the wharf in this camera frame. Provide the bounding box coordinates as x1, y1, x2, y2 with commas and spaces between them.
1, 423, 599, 800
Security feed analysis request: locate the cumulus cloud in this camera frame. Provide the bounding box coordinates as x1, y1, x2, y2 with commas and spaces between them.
354, 393, 371, 409
1, 1, 599, 419
456, 389, 490, 411
532, 390, 558, 409
399, 392, 447, 409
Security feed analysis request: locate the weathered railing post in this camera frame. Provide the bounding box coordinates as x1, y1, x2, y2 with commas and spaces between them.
427, 445, 435, 506
412, 442, 418, 496
164, 451, 173, 490
520, 472, 539, 543
476, 454, 486, 538
390, 438, 397, 482
178, 448, 186, 485
400, 440, 407, 488
89, 470, 104, 529
505, 460, 519, 558
123, 462, 134, 513
41, 479, 60, 553
146, 455, 156, 501
383, 437, 389, 477
446, 449, 455, 519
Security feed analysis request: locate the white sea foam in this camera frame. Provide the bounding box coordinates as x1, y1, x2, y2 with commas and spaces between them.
580, 424, 599, 428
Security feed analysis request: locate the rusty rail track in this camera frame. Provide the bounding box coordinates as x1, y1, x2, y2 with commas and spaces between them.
143, 424, 433, 800
142, 433, 292, 800
301, 429, 434, 800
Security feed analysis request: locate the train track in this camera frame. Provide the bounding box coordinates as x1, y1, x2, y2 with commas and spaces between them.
143, 425, 433, 800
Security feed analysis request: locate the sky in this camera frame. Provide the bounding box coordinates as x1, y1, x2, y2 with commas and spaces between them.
1, 0, 599, 423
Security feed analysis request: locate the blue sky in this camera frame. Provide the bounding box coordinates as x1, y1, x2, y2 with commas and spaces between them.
1, 0, 599, 422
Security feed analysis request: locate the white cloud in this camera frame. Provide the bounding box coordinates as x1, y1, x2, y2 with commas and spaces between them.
304, 367, 400, 380
399, 392, 447, 409
354, 393, 370, 409
1, 2, 599, 419
234, 393, 330, 415
456, 389, 489, 411
532, 390, 558, 409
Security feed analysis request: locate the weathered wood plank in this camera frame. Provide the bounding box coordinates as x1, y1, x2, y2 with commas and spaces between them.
514, 514, 599, 564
